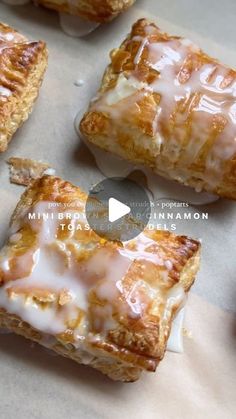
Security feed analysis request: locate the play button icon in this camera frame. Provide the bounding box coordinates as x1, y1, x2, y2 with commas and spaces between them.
108, 198, 130, 223
85, 177, 151, 242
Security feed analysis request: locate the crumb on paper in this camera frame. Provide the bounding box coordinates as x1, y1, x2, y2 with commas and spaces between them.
7, 157, 55, 186
182, 328, 193, 339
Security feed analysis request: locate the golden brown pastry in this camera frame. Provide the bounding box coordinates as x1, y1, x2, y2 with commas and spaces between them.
80, 19, 236, 200
7, 157, 55, 186
0, 175, 200, 381
36, 0, 136, 23
0, 23, 48, 152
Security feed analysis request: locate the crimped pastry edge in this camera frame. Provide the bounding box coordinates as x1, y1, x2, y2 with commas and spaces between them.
0, 176, 201, 381
80, 18, 236, 200
0, 24, 48, 152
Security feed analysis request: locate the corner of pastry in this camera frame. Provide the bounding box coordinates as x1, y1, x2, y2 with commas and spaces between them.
36, 0, 136, 23
0, 175, 201, 382
7, 157, 55, 186
80, 18, 236, 200
0, 22, 48, 153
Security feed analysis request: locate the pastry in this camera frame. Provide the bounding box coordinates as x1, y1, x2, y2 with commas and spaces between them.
7, 157, 55, 186
0, 23, 48, 152
80, 18, 236, 200
36, 0, 136, 23
0, 175, 200, 381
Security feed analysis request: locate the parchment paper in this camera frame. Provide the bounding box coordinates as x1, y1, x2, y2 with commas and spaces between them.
0, 1, 235, 418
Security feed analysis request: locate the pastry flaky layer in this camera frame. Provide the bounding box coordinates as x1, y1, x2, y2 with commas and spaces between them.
0, 176, 200, 382
0, 22, 48, 152
36, 0, 136, 22
80, 19, 236, 200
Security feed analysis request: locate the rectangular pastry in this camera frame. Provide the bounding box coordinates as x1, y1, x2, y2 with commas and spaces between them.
80, 18, 236, 200
0, 175, 200, 381
37, 0, 136, 22
0, 23, 47, 152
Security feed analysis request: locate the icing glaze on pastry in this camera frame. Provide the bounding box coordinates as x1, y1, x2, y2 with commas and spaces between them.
80, 19, 236, 200
0, 86, 12, 97
91, 38, 236, 187
0, 176, 200, 381
0, 199, 186, 337
76, 111, 219, 205
166, 307, 185, 353
0, 23, 48, 152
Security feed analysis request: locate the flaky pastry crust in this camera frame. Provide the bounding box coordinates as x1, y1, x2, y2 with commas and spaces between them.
0, 23, 48, 152
36, 0, 136, 22
80, 19, 236, 200
0, 176, 200, 381
7, 157, 55, 186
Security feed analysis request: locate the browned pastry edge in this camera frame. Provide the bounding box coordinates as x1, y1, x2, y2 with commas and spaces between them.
0, 249, 200, 382
80, 18, 236, 200
0, 309, 143, 381
7, 157, 55, 186
0, 176, 201, 381
36, 0, 136, 23
0, 23, 48, 152
10, 176, 88, 226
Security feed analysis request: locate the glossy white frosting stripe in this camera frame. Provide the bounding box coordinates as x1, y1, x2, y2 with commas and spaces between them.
0, 201, 187, 356
91, 24, 236, 188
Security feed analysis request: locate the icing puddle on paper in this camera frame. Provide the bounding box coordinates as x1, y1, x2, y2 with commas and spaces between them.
0, 1, 99, 37
59, 14, 99, 37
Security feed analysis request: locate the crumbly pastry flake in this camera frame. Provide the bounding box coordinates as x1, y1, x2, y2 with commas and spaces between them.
7, 157, 55, 186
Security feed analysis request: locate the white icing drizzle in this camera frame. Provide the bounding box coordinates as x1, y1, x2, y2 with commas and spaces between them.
87, 25, 236, 190
43, 168, 56, 176
146, 39, 236, 186
120, 232, 165, 266
105, 74, 152, 106
0, 33, 14, 44
160, 284, 186, 349
0, 200, 187, 358
166, 307, 185, 353
59, 13, 99, 37
0, 86, 12, 97
76, 116, 219, 205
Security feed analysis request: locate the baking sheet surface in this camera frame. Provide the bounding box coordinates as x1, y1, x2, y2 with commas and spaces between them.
0, 1, 236, 418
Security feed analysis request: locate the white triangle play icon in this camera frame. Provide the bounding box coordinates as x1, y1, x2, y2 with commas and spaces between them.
108, 197, 131, 223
